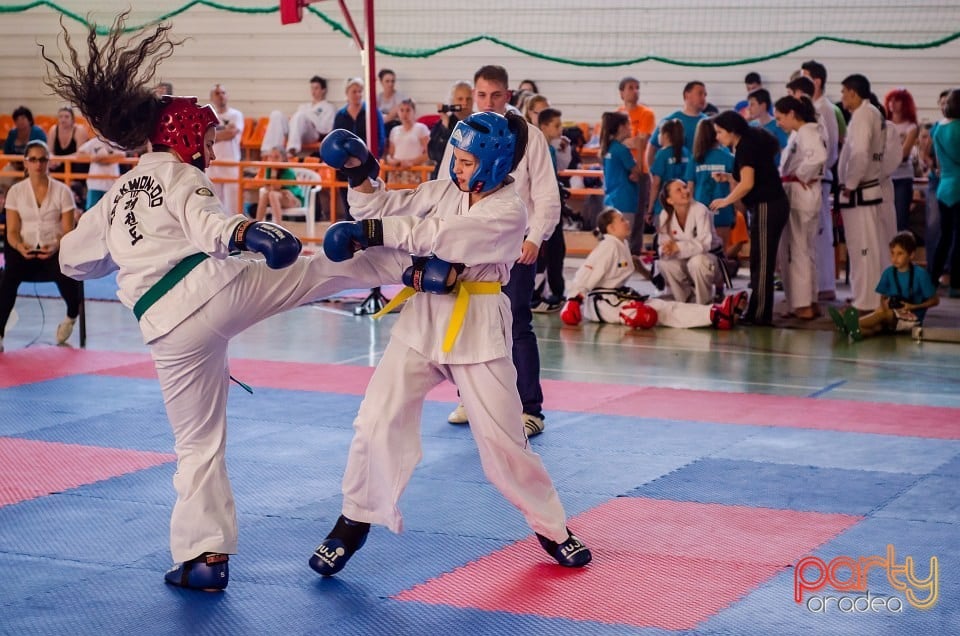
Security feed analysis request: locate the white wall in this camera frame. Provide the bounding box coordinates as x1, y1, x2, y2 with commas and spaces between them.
1, 4, 957, 127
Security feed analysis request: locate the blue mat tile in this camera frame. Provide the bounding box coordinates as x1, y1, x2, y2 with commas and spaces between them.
20, 406, 175, 452
931, 452, 960, 478
0, 553, 113, 610
0, 495, 169, 565
713, 428, 960, 475
630, 458, 922, 515
874, 475, 960, 523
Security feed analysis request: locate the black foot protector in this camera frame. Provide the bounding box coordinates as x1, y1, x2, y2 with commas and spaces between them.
309, 515, 371, 576
536, 528, 592, 568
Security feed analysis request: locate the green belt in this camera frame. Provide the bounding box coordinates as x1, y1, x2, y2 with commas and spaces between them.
133, 253, 210, 321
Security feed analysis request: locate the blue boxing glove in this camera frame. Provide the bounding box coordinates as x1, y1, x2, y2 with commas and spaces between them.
230, 221, 301, 269
322, 219, 384, 262
321, 129, 380, 187
403, 256, 464, 294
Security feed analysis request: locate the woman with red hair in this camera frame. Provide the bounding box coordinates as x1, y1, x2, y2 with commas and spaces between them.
884, 88, 919, 232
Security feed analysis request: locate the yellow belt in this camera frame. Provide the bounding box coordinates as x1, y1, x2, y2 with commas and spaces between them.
372, 281, 502, 352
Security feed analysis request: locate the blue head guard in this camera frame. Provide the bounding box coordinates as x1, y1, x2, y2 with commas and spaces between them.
448, 112, 516, 193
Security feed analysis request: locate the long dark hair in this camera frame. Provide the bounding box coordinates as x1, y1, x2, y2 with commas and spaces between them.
39, 11, 183, 151
714, 109, 779, 157
692, 117, 718, 163
774, 96, 817, 123
661, 119, 685, 162
504, 111, 529, 172
599, 111, 629, 157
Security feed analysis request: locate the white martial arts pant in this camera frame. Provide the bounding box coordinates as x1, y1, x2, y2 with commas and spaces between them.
840, 204, 885, 311
260, 110, 324, 154
339, 342, 570, 544
815, 182, 836, 294
658, 253, 716, 305
587, 294, 712, 329
151, 252, 402, 562
778, 185, 821, 311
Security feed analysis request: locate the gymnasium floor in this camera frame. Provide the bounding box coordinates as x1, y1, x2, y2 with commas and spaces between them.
1, 264, 958, 635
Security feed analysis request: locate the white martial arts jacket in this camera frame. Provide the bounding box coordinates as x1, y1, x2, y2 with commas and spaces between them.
780, 122, 827, 211
813, 95, 840, 181
839, 102, 885, 193
60, 152, 246, 343
656, 201, 720, 260
440, 121, 560, 248
348, 178, 526, 364
567, 236, 633, 300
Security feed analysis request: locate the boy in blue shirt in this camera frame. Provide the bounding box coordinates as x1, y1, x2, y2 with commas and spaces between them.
830, 231, 939, 341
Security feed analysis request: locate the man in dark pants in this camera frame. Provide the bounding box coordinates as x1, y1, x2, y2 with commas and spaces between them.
440, 65, 559, 437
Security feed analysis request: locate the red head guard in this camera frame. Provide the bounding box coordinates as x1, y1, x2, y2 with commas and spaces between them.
149, 96, 220, 167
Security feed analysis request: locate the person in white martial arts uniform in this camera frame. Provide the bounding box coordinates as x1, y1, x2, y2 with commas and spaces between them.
260, 75, 337, 157
558, 208, 748, 329
307, 112, 593, 577
657, 179, 722, 305
877, 100, 905, 249
774, 95, 827, 320
798, 62, 841, 301
41, 13, 401, 592
838, 74, 887, 312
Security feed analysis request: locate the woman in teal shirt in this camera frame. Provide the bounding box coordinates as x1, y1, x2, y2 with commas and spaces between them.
254, 147, 305, 223
600, 111, 642, 228
930, 89, 960, 297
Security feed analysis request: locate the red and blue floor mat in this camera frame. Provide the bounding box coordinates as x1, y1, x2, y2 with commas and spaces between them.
1, 348, 957, 634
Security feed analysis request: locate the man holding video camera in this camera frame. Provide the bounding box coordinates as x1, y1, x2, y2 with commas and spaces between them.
427, 80, 474, 179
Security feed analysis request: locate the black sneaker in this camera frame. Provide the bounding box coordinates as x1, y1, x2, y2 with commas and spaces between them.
536, 528, 592, 567
309, 515, 370, 576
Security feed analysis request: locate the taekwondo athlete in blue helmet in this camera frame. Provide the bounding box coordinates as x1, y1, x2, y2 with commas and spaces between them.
310, 111, 593, 576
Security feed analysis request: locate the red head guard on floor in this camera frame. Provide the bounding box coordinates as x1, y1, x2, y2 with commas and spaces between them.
149, 97, 219, 168
620, 301, 658, 330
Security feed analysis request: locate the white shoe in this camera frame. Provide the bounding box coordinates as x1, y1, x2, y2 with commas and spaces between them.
447, 403, 468, 425
56, 317, 76, 345
522, 413, 545, 437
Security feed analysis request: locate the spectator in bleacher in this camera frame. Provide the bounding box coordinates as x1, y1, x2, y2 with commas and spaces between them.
599, 111, 641, 240
774, 95, 827, 320
206, 84, 244, 215
648, 119, 690, 223
518, 79, 539, 94
377, 69, 407, 134
333, 77, 386, 217
427, 80, 473, 179
254, 146, 305, 223
384, 98, 429, 184
523, 94, 550, 125
710, 110, 789, 325
734, 72, 763, 118
686, 117, 734, 250
657, 179, 721, 305
883, 89, 920, 233
0, 140, 81, 352
3, 106, 47, 159
800, 60, 842, 302
531, 107, 567, 311
45, 106, 90, 172
929, 88, 960, 298
646, 81, 708, 169
921, 90, 951, 266
76, 134, 125, 210
618, 76, 656, 250
261, 75, 336, 158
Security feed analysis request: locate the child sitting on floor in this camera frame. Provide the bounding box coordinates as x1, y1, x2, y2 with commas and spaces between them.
829, 231, 939, 341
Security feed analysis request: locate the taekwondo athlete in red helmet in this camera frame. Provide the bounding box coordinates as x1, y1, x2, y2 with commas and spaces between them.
309, 111, 593, 576
41, 12, 397, 591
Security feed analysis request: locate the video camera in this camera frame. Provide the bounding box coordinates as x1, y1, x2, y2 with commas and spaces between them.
438, 104, 463, 114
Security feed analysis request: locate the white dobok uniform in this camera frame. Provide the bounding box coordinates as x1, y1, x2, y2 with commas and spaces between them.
778, 122, 827, 311
570, 234, 715, 329
813, 95, 840, 294
878, 120, 904, 246
657, 201, 721, 305
59, 152, 397, 563
839, 102, 887, 311
342, 177, 571, 543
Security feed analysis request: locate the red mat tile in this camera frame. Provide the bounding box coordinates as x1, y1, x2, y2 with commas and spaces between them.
0, 437, 175, 507
394, 498, 861, 630
0, 348, 149, 388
